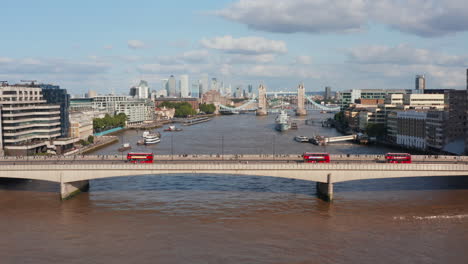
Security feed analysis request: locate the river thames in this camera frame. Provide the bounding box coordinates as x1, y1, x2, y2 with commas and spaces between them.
1, 112, 468, 263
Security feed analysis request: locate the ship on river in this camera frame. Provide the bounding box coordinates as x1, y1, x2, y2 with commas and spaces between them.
275, 110, 291, 132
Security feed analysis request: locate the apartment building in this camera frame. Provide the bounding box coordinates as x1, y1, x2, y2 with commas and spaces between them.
395, 111, 427, 150
0, 84, 76, 155
340, 89, 409, 110
69, 111, 94, 140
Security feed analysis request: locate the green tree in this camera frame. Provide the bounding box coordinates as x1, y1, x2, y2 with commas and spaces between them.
199, 103, 216, 114
93, 113, 128, 132
87, 135, 94, 144
159, 101, 197, 117
366, 123, 386, 137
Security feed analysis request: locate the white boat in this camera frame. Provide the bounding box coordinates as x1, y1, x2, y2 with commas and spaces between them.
144, 134, 161, 145
142, 131, 161, 138
118, 143, 132, 151
295, 136, 309, 142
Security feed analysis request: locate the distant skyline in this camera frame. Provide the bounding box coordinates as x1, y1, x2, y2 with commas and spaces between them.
1, 0, 468, 95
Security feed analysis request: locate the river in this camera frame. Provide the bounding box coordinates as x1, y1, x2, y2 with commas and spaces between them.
1, 111, 468, 263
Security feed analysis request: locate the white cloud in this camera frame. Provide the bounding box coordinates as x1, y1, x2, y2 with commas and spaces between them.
216, 0, 468, 37
200, 35, 287, 54
137, 63, 210, 74
127, 40, 147, 49
347, 44, 468, 66
216, 0, 367, 34
0, 57, 110, 75
226, 54, 277, 64
179, 50, 211, 63
294, 55, 312, 65
240, 65, 319, 79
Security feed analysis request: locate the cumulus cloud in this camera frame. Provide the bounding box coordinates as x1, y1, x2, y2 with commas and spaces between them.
226, 54, 277, 64
240, 65, 319, 79
137, 63, 209, 74
216, 0, 468, 37
200, 35, 287, 54
216, 0, 368, 34
347, 44, 468, 66
127, 40, 147, 49
0, 57, 110, 75
294, 55, 312, 65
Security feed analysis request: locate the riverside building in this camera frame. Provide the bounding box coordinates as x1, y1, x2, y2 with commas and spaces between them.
0, 83, 77, 156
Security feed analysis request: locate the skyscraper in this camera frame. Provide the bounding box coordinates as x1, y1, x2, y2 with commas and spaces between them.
211, 78, 218, 91
133, 80, 149, 99
416, 75, 425, 91
325, 86, 332, 100
161, 79, 169, 95
180, 74, 189, 98
168, 75, 177, 97
200, 74, 209, 96
191, 82, 200, 98
248, 84, 253, 94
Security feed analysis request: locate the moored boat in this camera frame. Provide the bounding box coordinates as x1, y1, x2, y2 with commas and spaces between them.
144, 135, 161, 145
275, 110, 291, 132
295, 136, 309, 142
164, 125, 182, 132
118, 143, 131, 152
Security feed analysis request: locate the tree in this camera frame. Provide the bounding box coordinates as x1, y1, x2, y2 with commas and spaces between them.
87, 135, 94, 144
199, 103, 216, 114
366, 123, 386, 137
93, 113, 128, 132
159, 101, 197, 117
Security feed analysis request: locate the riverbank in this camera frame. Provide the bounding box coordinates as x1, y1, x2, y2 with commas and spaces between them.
127, 120, 173, 130
74, 136, 119, 155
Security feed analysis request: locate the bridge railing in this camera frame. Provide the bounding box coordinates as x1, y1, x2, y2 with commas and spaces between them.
1, 154, 468, 162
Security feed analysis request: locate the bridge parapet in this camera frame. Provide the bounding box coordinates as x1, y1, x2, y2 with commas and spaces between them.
0, 154, 467, 163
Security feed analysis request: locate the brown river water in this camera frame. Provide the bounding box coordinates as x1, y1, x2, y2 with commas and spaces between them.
1, 112, 468, 263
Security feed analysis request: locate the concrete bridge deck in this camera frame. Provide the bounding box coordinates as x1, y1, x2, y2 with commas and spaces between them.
1, 155, 468, 201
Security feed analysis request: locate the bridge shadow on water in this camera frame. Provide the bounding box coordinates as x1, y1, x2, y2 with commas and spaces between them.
1, 175, 468, 197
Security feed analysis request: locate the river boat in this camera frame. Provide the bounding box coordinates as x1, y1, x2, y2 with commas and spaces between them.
275, 110, 291, 132
164, 125, 182, 132
143, 131, 161, 138
136, 139, 145, 145
295, 136, 309, 142
144, 134, 161, 145
118, 143, 131, 152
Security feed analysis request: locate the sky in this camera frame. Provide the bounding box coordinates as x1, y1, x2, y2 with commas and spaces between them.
1, 0, 468, 95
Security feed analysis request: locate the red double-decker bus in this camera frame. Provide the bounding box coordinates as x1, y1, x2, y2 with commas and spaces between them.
303, 153, 330, 163
385, 153, 411, 163
127, 153, 154, 163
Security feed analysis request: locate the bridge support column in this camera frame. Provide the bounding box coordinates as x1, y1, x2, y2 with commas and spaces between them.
60, 180, 89, 200
316, 174, 333, 201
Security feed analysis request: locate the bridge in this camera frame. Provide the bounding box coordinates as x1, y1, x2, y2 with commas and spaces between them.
1, 154, 468, 201
305, 96, 341, 112
218, 100, 257, 114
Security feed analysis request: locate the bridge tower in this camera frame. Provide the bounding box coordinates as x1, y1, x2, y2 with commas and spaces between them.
256, 84, 268, 116
296, 83, 307, 116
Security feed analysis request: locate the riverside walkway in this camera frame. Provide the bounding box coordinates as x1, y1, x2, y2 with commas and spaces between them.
1, 154, 467, 201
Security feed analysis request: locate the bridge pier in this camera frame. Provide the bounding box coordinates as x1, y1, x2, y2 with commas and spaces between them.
316, 174, 333, 201
60, 180, 89, 200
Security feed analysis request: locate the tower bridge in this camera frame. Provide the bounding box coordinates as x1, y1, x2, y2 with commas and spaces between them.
1, 154, 467, 201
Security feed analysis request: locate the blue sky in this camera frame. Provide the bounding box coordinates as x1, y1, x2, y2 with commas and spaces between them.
1, 0, 468, 95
